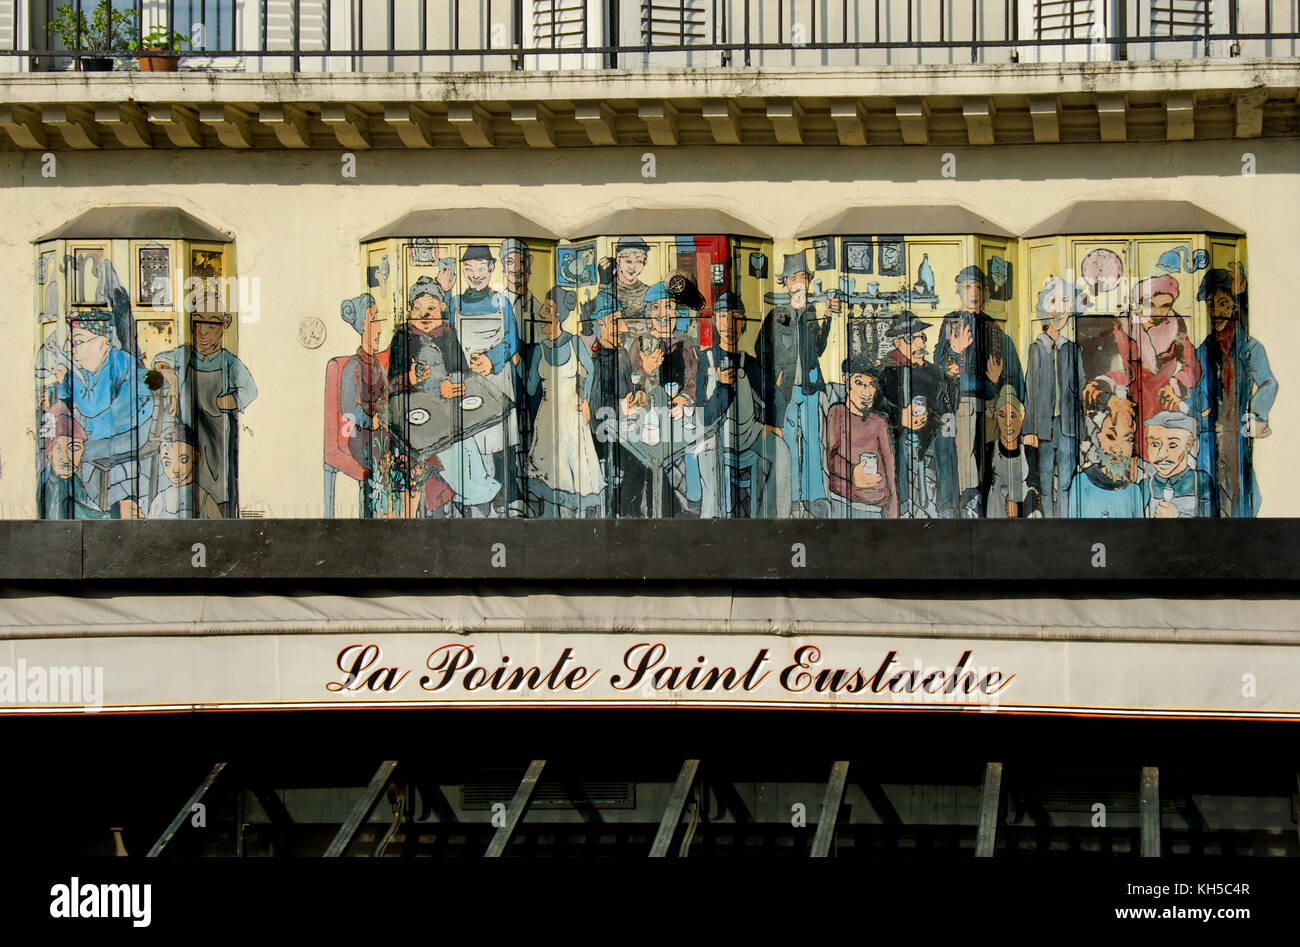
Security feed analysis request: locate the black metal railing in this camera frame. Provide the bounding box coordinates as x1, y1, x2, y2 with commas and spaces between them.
0, 0, 1296, 72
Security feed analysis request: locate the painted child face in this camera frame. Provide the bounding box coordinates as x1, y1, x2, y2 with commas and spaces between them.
161, 440, 198, 486
462, 259, 492, 292
408, 294, 443, 332
1146, 424, 1193, 478
996, 402, 1024, 441
616, 251, 646, 284
847, 373, 877, 414
50, 436, 84, 479
713, 308, 744, 351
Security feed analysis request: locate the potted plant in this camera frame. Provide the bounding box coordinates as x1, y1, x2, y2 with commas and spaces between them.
46, 0, 135, 72
130, 26, 190, 72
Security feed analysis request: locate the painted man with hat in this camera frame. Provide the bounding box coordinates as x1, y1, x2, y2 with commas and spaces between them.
694, 292, 791, 518
584, 292, 649, 516
600, 236, 653, 330
824, 354, 896, 518
1192, 266, 1277, 516
1082, 274, 1200, 462
151, 308, 259, 517
1138, 410, 1212, 518
41, 311, 155, 518
36, 405, 108, 520
933, 264, 1024, 515
756, 249, 837, 514
877, 310, 955, 517
448, 243, 524, 513
630, 281, 699, 408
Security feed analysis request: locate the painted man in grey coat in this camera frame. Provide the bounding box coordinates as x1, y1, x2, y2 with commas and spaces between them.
1022, 277, 1086, 518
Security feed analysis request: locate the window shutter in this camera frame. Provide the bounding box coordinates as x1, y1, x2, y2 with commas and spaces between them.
1034, 0, 1096, 40
532, 0, 587, 48
265, 0, 329, 51
1150, 0, 1211, 38
640, 0, 708, 45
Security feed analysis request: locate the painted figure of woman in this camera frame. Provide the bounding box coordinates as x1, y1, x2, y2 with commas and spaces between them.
524, 288, 604, 517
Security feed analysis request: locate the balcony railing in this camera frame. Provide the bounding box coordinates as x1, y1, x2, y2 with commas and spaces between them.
0, 0, 1296, 74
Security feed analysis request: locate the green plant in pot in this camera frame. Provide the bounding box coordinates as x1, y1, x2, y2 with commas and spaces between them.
46, 0, 135, 72
130, 26, 191, 73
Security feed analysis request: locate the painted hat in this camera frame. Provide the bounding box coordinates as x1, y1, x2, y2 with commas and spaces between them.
994, 384, 1024, 414
499, 238, 531, 261
460, 244, 495, 263
1132, 274, 1180, 304
777, 251, 812, 281
955, 265, 989, 289
68, 311, 114, 338
644, 281, 672, 305
407, 276, 445, 309
712, 291, 746, 315
589, 292, 622, 321
615, 235, 650, 256
884, 310, 930, 339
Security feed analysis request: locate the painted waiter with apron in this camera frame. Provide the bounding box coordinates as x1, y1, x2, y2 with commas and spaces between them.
448, 244, 523, 516
152, 310, 258, 517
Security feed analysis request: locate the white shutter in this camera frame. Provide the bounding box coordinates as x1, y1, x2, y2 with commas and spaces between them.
532, 0, 587, 48
640, 0, 709, 46
265, 0, 330, 51
523, 0, 602, 69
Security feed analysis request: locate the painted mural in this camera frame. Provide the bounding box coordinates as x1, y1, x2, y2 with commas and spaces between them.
34, 241, 255, 520
327, 228, 1275, 520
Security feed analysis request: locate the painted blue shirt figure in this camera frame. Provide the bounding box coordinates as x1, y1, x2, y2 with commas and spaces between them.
756, 251, 835, 513
448, 243, 523, 513
53, 315, 153, 444
152, 312, 258, 515
1192, 268, 1279, 517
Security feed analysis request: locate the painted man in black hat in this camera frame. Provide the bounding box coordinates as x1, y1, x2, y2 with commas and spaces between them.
448, 243, 524, 515
756, 250, 838, 514
933, 264, 1023, 515
599, 236, 653, 330
877, 310, 956, 517
694, 292, 791, 518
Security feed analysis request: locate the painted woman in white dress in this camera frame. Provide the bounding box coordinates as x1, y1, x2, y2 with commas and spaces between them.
525, 287, 604, 517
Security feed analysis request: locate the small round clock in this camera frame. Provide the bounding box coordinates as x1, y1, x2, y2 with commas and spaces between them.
298, 316, 326, 349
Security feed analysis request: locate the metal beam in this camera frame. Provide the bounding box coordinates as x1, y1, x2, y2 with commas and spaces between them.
1140, 766, 1161, 857
810, 760, 850, 857
323, 760, 399, 858
484, 759, 546, 857
147, 762, 227, 857
649, 759, 699, 857
974, 762, 1004, 858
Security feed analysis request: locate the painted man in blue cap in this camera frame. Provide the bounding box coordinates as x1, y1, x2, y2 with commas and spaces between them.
933, 263, 1023, 515
630, 281, 699, 408
878, 310, 955, 517
695, 292, 791, 517
756, 250, 838, 515
584, 291, 649, 516
448, 243, 523, 514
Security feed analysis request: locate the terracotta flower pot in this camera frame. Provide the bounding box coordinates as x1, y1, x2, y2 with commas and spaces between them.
137, 51, 179, 72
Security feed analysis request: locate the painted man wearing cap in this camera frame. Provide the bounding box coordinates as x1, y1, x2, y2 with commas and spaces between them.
1083, 274, 1200, 461
1023, 277, 1087, 518
878, 310, 955, 517
630, 282, 699, 408
500, 238, 542, 349
448, 244, 523, 513
43, 312, 154, 518
1193, 267, 1277, 516
585, 292, 649, 517
933, 265, 1024, 515
1068, 394, 1143, 518
600, 236, 653, 329
695, 292, 791, 518
1139, 410, 1211, 518
980, 386, 1041, 518
757, 250, 837, 514
151, 310, 259, 516
37, 405, 108, 520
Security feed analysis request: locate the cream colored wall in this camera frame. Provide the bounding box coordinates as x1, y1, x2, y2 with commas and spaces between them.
2, 136, 1296, 516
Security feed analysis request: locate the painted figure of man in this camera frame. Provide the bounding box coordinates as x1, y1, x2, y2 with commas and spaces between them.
1023, 277, 1086, 517
152, 310, 258, 516
630, 282, 699, 410
1139, 410, 1212, 518
1068, 393, 1143, 518
1193, 267, 1277, 517
43, 312, 154, 518
338, 293, 390, 517
36, 408, 108, 520
584, 292, 648, 517
877, 310, 954, 518
695, 292, 791, 518
757, 251, 836, 516
933, 265, 1023, 516
500, 238, 541, 347
1084, 274, 1200, 460
602, 236, 653, 329
448, 244, 523, 515
825, 355, 897, 519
